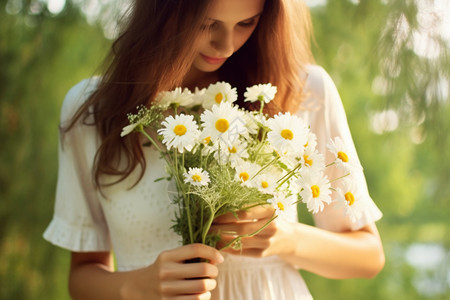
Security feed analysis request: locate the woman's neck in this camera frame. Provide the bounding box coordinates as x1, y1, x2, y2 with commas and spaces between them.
182, 67, 219, 90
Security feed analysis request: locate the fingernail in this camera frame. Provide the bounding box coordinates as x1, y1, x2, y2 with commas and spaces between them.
218, 253, 224, 263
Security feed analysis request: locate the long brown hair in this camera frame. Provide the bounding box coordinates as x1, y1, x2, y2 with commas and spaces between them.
224, 0, 314, 114
67, 0, 314, 189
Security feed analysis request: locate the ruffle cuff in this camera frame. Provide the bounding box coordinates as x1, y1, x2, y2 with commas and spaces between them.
349, 195, 383, 231
43, 216, 111, 252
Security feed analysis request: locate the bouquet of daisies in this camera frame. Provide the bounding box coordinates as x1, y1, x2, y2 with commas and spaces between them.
121, 82, 366, 248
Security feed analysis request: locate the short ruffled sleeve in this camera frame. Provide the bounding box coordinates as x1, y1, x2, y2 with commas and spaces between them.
297, 65, 382, 232
43, 78, 112, 252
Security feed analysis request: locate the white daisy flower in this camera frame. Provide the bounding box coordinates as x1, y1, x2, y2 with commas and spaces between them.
244, 83, 277, 104
298, 170, 332, 214
183, 167, 210, 186
234, 161, 259, 186
252, 173, 278, 194
266, 112, 309, 156
199, 135, 215, 156
326, 137, 361, 173
301, 148, 325, 172
155, 87, 194, 108
268, 193, 296, 218
335, 178, 366, 222
200, 101, 247, 148
157, 114, 200, 153
202, 81, 238, 109
240, 111, 261, 136
190, 87, 206, 108
304, 131, 318, 151
213, 139, 249, 166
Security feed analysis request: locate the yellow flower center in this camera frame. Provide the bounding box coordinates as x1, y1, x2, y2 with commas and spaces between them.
191, 174, 202, 182
277, 202, 285, 211
303, 155, 313, 166
261, 181, 269, 188
239, 172, 249, 182
173, 124, 187, 136
281, 129, 294, 140
228, 146, 237, 153
204, 136, 211, 144
215, 118, 229, 133
338, 151, 349, 162
345, 192, 355, 206
311, 185, 320, 198
215, 93, 224, 104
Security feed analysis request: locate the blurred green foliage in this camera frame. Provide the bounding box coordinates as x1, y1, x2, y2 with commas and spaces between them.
302, 1, 450, 299
0, 0, 449, 299
0, 1, 110, 299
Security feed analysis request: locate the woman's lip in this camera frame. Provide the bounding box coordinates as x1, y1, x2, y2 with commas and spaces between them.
200, 54, 227, 65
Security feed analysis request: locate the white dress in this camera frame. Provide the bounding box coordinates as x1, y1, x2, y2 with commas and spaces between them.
43, 65, 382, 300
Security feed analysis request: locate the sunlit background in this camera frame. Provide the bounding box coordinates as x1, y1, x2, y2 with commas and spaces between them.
1, 0, 449, 299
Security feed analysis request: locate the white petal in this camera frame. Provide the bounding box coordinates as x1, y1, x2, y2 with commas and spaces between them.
120, 123, 138, 137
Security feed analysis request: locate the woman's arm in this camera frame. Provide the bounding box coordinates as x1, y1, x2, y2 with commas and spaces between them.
278, 221, 384, 279
212, 206, 384, 279
69, 244, 224, 300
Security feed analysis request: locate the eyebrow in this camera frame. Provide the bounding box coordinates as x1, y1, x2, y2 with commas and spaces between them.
207, 12, 263, 23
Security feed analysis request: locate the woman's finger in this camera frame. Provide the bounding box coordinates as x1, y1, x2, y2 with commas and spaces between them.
159, 243, 224, 264
220, 247, 267, 258
216, 234, 272, 250
214, 206, 275, 224
172, 291, 212, 300
158, 261, 219, 281
160, 278, 217, 295
210, 217, 275, 236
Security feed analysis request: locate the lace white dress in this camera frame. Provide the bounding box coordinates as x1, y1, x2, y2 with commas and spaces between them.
44, 65, 382, 300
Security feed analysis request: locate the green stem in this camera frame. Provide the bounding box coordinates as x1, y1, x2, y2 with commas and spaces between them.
328, 172, 351, 184
239, 201, 271, 212
175, 150, 194, 244
185, 190, 194, 244
252, 128, 268, 159
202, 205, 215, 245
259, 99, 265, 114
139, 129, 181, 185
138, 130, 167, 162
200, 201, 204, 242
250, 157, 278, 180
325, 161, 336, 168
182, 152, 185, 173
219, 213, 278, 251
276, 163, 302, 189
174, 148, 178, 175
143, 127, 191, 244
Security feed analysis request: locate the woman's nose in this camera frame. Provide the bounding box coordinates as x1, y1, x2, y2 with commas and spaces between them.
210, 27, 234, 58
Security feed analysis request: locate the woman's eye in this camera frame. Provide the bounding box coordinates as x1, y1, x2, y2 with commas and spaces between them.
238, 19, 256, 28
201, 22, 219, 31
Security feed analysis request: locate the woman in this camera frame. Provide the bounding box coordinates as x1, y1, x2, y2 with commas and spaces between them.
44, 0, 385, 299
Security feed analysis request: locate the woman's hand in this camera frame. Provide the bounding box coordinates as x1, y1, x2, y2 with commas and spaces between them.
211, 206, 294, 258
70, 244, 223, 300
120, 243, 223, 300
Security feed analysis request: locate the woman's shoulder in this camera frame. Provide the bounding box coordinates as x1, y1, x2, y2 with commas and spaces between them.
302, 64, 336, 99
298, 65, 338, 112
60, 77, 101, 124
